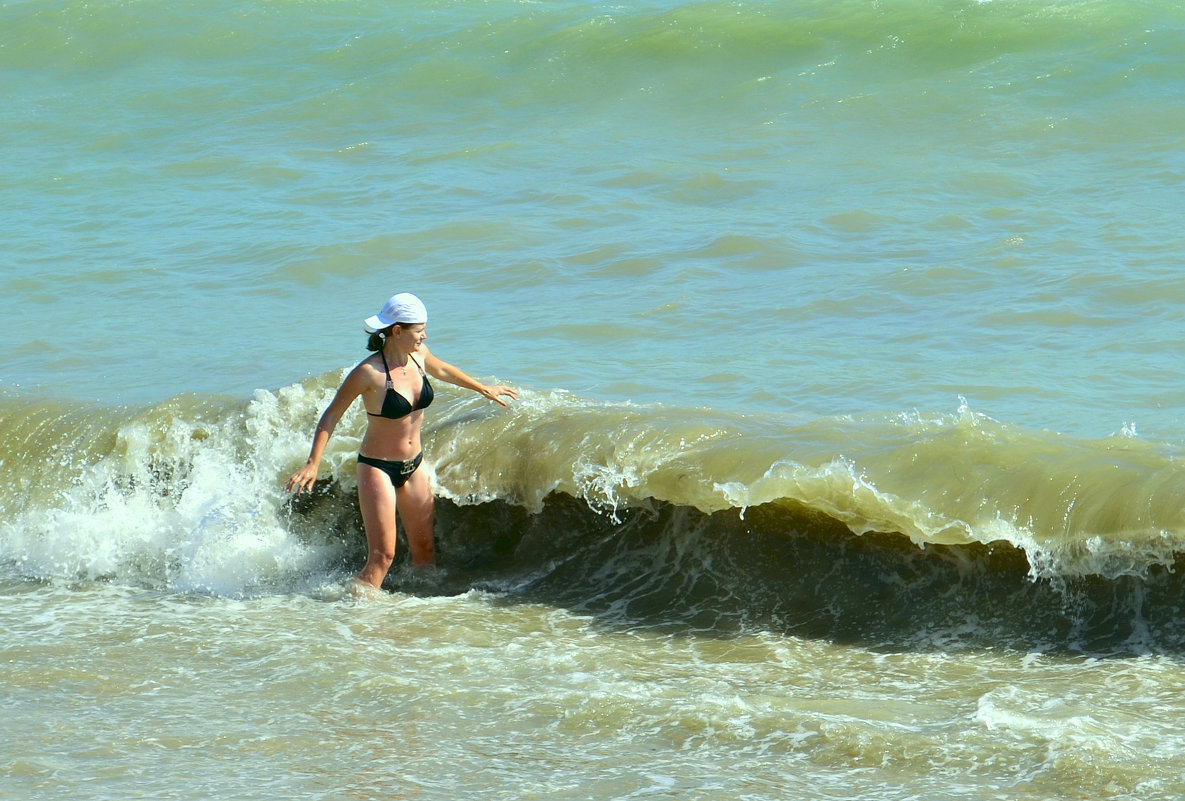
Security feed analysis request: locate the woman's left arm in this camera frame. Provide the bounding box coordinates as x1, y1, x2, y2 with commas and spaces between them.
422, 346, 518, 406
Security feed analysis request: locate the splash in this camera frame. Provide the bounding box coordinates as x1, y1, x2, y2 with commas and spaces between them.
3, 378, 1185, 648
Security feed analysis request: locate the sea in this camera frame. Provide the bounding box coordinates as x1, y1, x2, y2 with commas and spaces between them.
3, 0, 1185, 798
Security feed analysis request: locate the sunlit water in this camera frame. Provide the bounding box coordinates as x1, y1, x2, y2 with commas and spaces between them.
4, 0, 1185, 798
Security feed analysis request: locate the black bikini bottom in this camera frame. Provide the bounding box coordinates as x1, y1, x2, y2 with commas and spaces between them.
357, 452, 423, 488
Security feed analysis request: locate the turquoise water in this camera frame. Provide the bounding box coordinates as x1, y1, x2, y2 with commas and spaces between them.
4, 1, 1185, 798
6, 0, 1184, 436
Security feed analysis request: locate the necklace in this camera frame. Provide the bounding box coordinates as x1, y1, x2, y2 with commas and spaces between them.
384, 347, 409, 375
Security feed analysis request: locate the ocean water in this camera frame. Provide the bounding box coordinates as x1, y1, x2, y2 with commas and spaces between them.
4, 0, 1185, 798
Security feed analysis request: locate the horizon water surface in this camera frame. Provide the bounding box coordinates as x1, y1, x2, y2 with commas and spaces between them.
4, 1, 1185, 799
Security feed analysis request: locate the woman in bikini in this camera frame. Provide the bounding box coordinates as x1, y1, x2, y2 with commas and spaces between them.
286, 293, 517, 589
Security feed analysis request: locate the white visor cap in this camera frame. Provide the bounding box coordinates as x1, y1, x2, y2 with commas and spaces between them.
364, 293, 428, 331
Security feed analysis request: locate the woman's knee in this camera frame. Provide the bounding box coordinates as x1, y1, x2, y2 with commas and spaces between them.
368, 541, 397, 566
396, 476, 434, 563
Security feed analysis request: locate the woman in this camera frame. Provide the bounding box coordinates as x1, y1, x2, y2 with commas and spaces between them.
286, 293, 517, 588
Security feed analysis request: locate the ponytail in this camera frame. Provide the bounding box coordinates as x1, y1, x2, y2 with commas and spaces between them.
366, 325, 395, 351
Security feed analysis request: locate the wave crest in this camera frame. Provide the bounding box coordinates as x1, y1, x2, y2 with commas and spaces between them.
3, 377, 1185, 651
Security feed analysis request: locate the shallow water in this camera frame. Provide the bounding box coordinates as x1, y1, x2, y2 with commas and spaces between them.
9, 582, 1185, 801
4, 0, 1185, 798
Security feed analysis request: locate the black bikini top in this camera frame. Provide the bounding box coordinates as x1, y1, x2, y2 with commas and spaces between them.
368, 351, 433, 420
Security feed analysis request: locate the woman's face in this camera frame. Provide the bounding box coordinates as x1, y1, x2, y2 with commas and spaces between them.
393, 323, 427, 351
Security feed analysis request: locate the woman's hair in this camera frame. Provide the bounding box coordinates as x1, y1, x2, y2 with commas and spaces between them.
366, 325, 396, 351
366, 320, 424, 350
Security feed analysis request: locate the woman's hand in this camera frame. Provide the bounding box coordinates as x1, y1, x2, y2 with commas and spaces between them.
286, 461, 320, 494
480, 384, 519, 406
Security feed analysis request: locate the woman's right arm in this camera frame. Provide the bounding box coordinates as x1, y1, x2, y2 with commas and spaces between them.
285, 369, 367, 494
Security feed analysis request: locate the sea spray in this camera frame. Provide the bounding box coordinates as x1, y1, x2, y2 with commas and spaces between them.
7, 379, 1185, 652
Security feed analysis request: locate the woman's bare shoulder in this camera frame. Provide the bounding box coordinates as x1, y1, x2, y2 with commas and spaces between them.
342, 353, 385, 390
418, 344, 443, 371
352, 351, 383, 371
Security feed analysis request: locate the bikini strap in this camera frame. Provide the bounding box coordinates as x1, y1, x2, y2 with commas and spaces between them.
377, 349, 394, 388
408, 354, 426, 377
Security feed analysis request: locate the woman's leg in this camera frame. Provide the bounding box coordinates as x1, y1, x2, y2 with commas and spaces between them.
356, 462, 399, 587
396, 468, 435, 566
